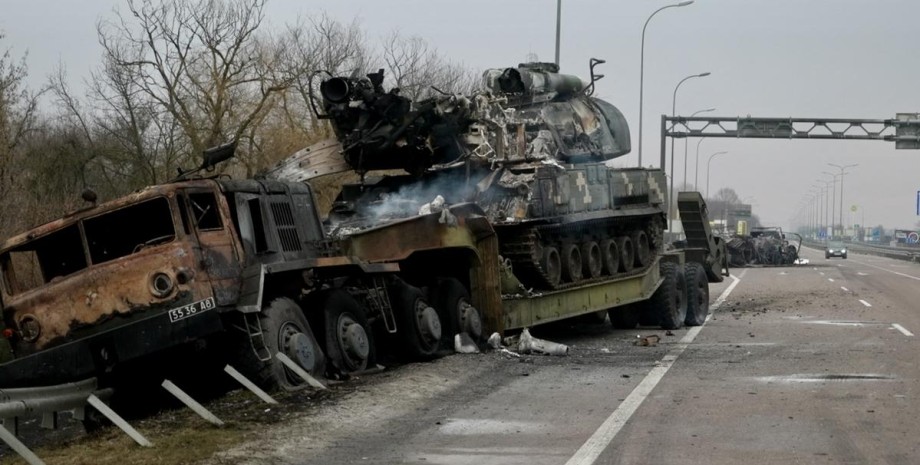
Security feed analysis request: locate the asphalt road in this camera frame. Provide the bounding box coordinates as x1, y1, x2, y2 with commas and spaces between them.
216, 247, 920, 465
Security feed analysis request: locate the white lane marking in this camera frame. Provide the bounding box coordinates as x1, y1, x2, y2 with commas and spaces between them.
892, 324, 914, 337
841, 286, 849, 292
857, 272, 869, 276
828, 278, 835, 282
859, 299, 872, 307
819, 272, 825, 276
564, 273, 743, 465
850, 259, 920, 281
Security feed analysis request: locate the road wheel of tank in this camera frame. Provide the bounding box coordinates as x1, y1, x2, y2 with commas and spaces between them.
616, 236, 635, 273
392, 284, 443, 359
561, 243, 583, 283
608, 302, 640, 329
581, 241, 603, 279
600, 239, 620, 276
320, 290, 376, 375
433, 278, 484, 349
632, 230, 651, 268
541, 246, 562, 287
257, 298, 326, 391
684, 262, 710, 326
654, 262, 688, 330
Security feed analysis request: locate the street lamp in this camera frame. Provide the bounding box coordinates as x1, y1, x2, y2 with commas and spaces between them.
668, 72, 710, 232
684, 107, 715, 189
637, 0, 695, 167
821, 171, 838, 237
817, 179, 833, 239
828, 163, 857, 238
705, 151, 728, 199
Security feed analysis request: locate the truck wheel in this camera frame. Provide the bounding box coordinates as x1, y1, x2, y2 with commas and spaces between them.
608, 303, 640, 329
632, 230, 651, 268
259, 298, 326, 391
393, 284, 443, 359
321, 290, 376, 375
683, 262, 710, 326
433, 278, 484, 348
561, 243, 583, 282
655, 262, 687, 330
600, 239, 620, 276
541, 246, 562, 287
581, 241, 603, 278
616, 236, 635, 273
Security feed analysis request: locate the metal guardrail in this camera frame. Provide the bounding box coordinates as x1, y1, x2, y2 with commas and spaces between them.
802, 240, 920, 262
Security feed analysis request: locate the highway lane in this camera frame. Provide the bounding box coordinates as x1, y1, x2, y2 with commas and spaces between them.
210, 249, 919, 464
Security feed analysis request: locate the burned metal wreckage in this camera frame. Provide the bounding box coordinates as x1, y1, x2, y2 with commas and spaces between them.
725, 227, 802, 266
0, 61, 725, 439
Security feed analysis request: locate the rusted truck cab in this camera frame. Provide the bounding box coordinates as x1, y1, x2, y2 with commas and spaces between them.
0, 179, 325, 387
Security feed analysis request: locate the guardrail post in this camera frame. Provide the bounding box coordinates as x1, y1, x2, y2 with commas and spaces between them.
0, 424, 46, 465
161, 380, 224, 426
86, 395, 152, 447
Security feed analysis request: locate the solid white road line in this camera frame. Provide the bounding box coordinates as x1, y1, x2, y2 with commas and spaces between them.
892, 323, 914, 337
850, 259, 920, 281
841, 286, 849, 292
564, 272, 745, 465
859, 299, 872, 307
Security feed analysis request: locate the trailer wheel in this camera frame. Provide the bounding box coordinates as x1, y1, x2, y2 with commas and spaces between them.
393, 284, 443, 358
581, 241, 603, 278
608, 303, 640, 329
632, 230, 651, 268
561, 243, 583, 282
258, 298, 326, 391
683, 262, 710, 326
616, 236, 635, 273
433, 278, 483, 348
600, 239, 620, 276
541, 246, 562, 286
321, 290, 376, 374
655, 262, 687, 330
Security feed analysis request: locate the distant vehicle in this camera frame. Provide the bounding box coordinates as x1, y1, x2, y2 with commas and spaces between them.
825, 240, 848, 259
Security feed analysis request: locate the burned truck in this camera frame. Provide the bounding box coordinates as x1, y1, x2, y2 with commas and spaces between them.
726, 226, 802, 266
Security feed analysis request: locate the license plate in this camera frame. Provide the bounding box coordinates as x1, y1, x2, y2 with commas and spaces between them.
168, 297, 216, 323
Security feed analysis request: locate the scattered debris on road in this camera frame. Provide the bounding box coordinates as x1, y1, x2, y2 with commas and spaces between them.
636, 335, 661, 347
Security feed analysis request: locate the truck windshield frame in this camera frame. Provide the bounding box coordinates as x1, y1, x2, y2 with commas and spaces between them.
1, 196, 177, 295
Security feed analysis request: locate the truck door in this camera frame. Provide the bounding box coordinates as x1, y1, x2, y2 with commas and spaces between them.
178, 189, 243, 305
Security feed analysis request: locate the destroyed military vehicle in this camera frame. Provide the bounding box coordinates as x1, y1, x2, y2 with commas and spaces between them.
726, 226, 801, 266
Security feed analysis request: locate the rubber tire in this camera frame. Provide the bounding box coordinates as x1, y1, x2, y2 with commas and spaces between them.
320, 290, 376, 375
541, 246, 562, 287
391, 284, 442, 359
843, 254, 847, 259
432, 278, 481, 348
561, 243, 583, 283
609, 303, 640, 329
632, 230, 651, 268
257, 297, 326, 391
655, 262, 688, 330
581, 241, 603, 279
825, 253, 830, 259
600, 239, 620, 276
683, 262, 710, 326
616, 236, 635, 273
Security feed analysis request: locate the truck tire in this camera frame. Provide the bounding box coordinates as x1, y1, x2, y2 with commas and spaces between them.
683, 262, 710, 326
608, 302, 640, 329
655, 262, 687, 330
320, 290, 376, 375
392, 283, 443, 359
432, 278, 483, 349
257, 298, 326, 391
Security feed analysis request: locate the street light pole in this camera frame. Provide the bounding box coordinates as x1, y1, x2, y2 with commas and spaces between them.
637, 0, 694, 167
829, 163, 858, 238
684, 108, 714, 189
821, 171, 838, 238
668, 72, 710, 232
554, 0, 562, 66
705, 150, 728, 199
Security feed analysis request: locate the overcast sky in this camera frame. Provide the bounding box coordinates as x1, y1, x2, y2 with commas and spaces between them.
2, 0, 919, 230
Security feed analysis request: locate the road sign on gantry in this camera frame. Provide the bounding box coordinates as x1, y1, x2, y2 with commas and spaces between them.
897, 113, 920, 149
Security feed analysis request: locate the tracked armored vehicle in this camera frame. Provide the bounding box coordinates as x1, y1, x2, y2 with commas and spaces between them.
304, 61, 667, 291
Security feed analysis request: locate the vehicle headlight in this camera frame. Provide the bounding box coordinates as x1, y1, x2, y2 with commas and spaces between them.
150, 272, 175, 298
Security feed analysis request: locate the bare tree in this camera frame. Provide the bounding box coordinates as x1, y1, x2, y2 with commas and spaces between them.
379, 31, 478, 100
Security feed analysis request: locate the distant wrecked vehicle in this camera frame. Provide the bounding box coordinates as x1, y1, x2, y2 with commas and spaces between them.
726, 227, 801, 266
